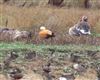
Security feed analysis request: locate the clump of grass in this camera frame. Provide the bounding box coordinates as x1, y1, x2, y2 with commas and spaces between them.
0, 42, 100, 53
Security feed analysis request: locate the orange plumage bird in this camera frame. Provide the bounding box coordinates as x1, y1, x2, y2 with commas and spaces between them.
39, 26, 55, 39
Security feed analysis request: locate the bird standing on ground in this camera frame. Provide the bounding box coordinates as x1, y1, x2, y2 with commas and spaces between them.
42, 62, 51, 74
24, 51, 36, 60
3, 52, 18, 68
8, 67, 23, 80
73, 63, 86, 73
42, 62, 53, 80
39, 26, 55, 43
69, 16, 91, 36
77, 16, 91, 35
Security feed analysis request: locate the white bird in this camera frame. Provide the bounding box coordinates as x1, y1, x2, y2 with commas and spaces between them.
73, 63, 85, 72
59, 77, 67, 80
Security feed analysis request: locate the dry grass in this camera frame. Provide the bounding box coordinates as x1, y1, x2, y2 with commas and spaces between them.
0, 72, 44, 80
0, 4, 100, 30
75, 68, 97, 80
0, 4, 100, 44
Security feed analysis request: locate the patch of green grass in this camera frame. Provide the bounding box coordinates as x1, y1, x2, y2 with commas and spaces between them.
0, 42, 100, 52
0, 42, 99, 60
91, 32, 100, 37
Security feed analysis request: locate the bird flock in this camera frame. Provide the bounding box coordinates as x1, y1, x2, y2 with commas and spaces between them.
0, 16, 93, 80
39, 16, 91, 40
0, 16, 91, 43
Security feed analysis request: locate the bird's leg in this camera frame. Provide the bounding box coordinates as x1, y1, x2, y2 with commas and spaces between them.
50, 37, 53, 45
44, 39, 47, 45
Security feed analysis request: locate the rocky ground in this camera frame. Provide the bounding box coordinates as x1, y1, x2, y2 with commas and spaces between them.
0, 44, 100, 80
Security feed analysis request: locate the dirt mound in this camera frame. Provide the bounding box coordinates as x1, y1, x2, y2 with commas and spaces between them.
75, 69, 97, 80
21, 72, 43, 80
0, 72, 43, 80
0, 74, 7, 80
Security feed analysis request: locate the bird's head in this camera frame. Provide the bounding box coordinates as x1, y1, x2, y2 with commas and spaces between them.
40, 26, 46, 30
81, 16, 88, 22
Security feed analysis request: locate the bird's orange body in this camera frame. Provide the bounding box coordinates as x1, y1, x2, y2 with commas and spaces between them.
39, 29, 53, 39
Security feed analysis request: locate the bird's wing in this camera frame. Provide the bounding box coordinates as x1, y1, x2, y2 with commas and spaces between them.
47, 30, 52, 35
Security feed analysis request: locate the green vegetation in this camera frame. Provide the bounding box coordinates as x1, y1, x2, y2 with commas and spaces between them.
0, 42, 100, 79
0, 0, 100, 79
0, 42, 100, 61
0, 42, 100, 52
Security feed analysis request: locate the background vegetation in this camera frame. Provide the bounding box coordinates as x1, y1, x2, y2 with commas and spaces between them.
0, 0, 100, 45
0, 1, 100, 79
